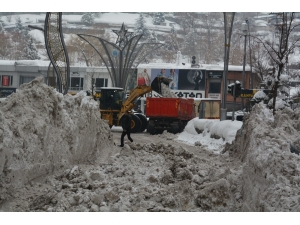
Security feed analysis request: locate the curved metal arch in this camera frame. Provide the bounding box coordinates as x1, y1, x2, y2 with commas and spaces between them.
78, 33, 143, 88
77, 34, 117, 86
44, 12, 70, 94
78, 24, 164, 90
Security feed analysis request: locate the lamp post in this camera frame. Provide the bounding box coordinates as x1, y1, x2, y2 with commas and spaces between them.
241, 21, 248, 111
221, 12, 235, 121
246, 19, 253, 89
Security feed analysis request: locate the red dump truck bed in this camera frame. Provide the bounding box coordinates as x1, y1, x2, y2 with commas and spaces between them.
146, 97, 195, 120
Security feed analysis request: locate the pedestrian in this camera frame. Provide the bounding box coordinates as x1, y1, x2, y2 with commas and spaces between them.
119, 111, 133, 147
136, 106, 142, 113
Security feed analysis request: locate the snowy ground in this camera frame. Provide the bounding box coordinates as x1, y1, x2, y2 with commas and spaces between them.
1, 78, 300, 223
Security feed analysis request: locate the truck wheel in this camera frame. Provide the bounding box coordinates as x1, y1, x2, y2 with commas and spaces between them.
157, 129, 164, 134
178, 121, 183, 132
130, 114, 142, 133
169, 126, 179, 134
135, 114, 148, 132
147, 120, 156, 135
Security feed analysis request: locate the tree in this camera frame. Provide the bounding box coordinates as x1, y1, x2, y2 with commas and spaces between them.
0, 20, 5, 33
254, 12, 300, 114
152, 13, 165, 25
160, 25, 179, 63
15, 16, 23, 33
0, 32, 12, 59
178, 12, 199, 35
148, 30, 158, 43
134, 14, 150, 40
22, 37, 41, 60
182, 28, 199, 58
81, 13, 97, 25
200, 13, 223, 64
252, 42, 274, 82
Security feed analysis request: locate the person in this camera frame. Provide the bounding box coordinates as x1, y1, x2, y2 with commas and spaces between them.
157, 69, 166, 77
136, 106, 142, 113
138, 69, 150, 86
167, 69, 178, 90
119, 111, 133, 147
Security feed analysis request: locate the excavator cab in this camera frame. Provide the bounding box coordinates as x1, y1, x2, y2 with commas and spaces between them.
99, 87, 124, 110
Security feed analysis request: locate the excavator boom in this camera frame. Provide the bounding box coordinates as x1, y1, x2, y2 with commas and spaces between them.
119, 77, 172, 119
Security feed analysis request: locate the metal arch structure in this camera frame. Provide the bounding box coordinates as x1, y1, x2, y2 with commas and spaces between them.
44, 12, 70, 94
77, 23, 164, 90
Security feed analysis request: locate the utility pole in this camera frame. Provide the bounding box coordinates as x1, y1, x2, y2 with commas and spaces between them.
221, 12, 235, 121
246, 19, 253, 89
241, 21, 248, 111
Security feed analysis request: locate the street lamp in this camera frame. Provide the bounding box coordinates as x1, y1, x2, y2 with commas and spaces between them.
241, 21, 248, 111
221, 12, 235, 121
245, 19, 253, 89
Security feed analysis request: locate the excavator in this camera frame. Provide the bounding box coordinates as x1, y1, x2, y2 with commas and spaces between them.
96, 77, 171, 133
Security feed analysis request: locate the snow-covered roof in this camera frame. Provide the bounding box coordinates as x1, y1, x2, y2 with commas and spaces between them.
138, 63, 251, 71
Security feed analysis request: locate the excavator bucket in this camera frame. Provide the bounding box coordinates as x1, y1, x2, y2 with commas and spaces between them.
151, 77, 172, 95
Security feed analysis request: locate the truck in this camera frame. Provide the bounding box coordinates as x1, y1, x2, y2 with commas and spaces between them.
146, 97, 195, 135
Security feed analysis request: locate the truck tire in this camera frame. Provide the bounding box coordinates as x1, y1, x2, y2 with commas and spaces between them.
168, 121, 180, 134
130, 114, 142, 133
135, 114, 148, 132
147, 120, 156, 135
169, 125, 179, 134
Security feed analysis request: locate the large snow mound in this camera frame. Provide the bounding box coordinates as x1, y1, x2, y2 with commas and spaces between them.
0, 77, 115, 203
225, 102, 300, 211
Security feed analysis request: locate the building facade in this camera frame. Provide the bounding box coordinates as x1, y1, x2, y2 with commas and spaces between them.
0, 60, 257, 111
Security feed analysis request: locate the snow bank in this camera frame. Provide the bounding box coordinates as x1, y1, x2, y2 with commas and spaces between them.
177, 118, 242, 151
0, 77, 115, 203
225, 102, 300, 211
184, 118, 242, 143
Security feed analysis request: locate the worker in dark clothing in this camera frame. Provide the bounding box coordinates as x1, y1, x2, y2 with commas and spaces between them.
119, 111, 133, 147
136, 106, 142, 113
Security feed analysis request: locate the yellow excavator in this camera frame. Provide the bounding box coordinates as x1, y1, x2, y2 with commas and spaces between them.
95, 77, 171, 132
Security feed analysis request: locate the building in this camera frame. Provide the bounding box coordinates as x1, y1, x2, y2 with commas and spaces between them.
0, 60, 257, 111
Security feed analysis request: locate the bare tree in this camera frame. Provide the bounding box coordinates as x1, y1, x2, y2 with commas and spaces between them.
251, 42, 273, 81
253, 12, 300, 114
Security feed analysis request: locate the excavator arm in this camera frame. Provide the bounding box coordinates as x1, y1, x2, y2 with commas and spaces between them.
120, 85, 152, 115
118, 77, 172, 121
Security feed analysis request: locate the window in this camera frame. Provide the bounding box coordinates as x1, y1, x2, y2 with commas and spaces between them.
1, 75, 13, 87
20, 76, 35, 85
209, 79, 221, 93
94, 78, 108, 90
70, 77, 83, 90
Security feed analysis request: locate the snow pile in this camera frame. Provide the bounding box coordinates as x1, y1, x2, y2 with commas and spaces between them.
177, 118, 243, 153
1, 142, 243, 212
160, 83, 177, 98
0, 77, 116, 206
225, 102, 300, 211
